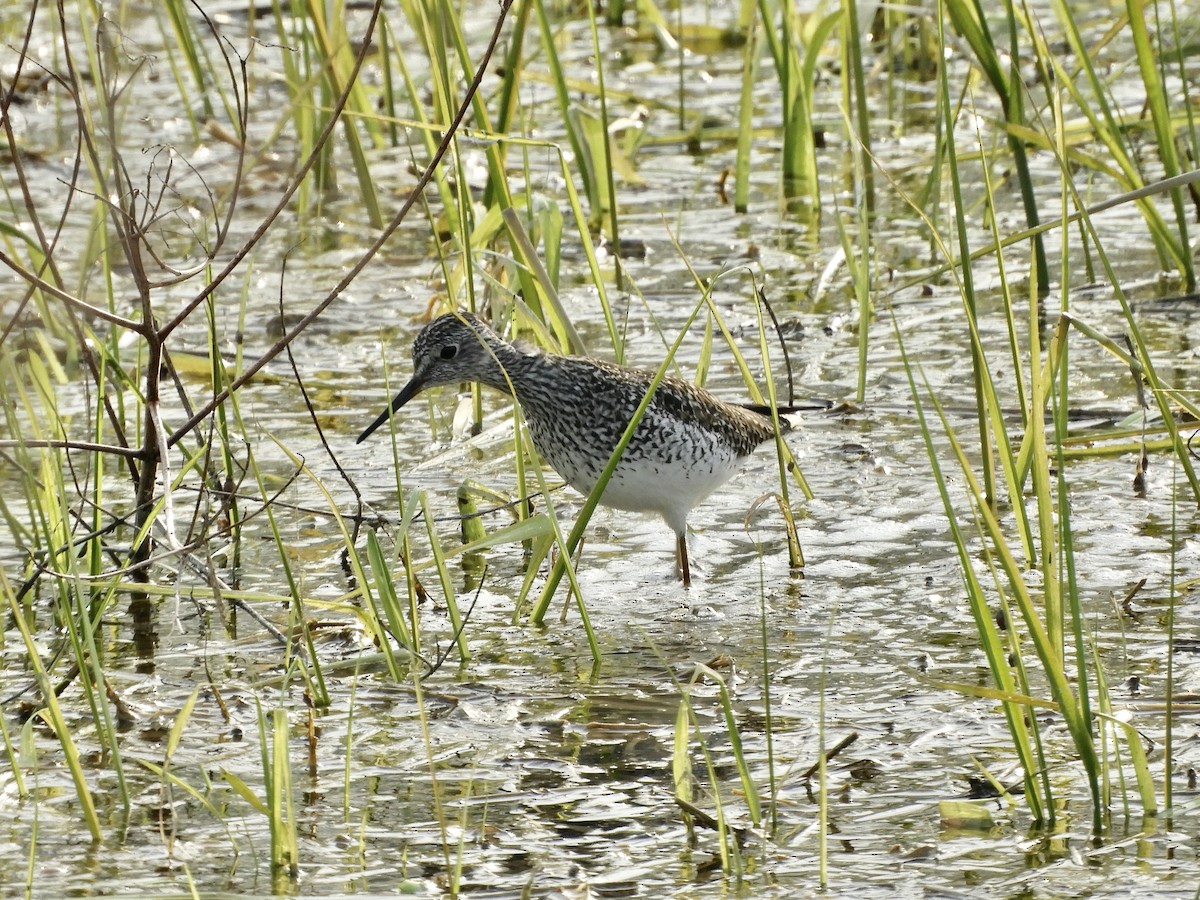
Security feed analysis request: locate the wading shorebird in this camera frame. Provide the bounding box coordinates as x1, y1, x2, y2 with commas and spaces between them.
358, 312, 793, 586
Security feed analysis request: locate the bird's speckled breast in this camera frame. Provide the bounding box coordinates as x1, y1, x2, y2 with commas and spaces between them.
513, 357, 756, 525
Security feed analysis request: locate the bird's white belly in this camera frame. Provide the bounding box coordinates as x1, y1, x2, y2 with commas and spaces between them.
537, 428, 747, 534
593, 454, 739, 513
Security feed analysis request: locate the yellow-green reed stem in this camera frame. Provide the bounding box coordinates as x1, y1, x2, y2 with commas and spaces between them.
988, 552, 1053, 816
534, 190, 564, 291
164, 686, 200, 774
940, 393, 1103, 830
159, 0, 218, 127
750, 292, 803, 568
68, 569, 130, 808
997, 0, 1049, 293
929, 394, 1055, 820
1059, 436, 1179, 460
0, 694, 25, 801
1041, 132, 1074, 653
484, 0, 531, 209
242, 432, 327, 696
88, 348, 108, 591
684, 265, 812, 502
409, 628, 455, 889
521, 446, 600, 663
785, 8, 835, 206
510, 386, 536, 568
208, 281, 244, 575
755, 0, 786, 140
733, 0, 757, 213
454, 158, 485, 430
155, 687, 206, 861
841, 0, 874, 213
817, 627, 829, 889
420, 493, 469, 662
755, 554, 778, 837
695, 314, 714, 387
34, 440, 130, 810
23, 763, 36, 895
967, 185, 1033, 566
378, 19, 401, 146
583, 0, 620, 259
420, 134, 618, 354
1102, 688, 1159, 815
532, 0, 600, 217
436, 0, 514, 208
262, 704, 299, 877
389, 21, 460, 236
1164, 0, 1200, 167
1164, 466, 1177, 814
342, 658, 362, 822
832, 194, 871, 406
548, 148, 621, 359
935, 7, 996, 508
503, 208, 585, 354
673, 683, 737, 873
1093, 658, 1127, 818
1041, 0, 1187, 277
273, 0, 322, 208
366, 527, 418, 669
942, 0, 1048, 292
1127, 0, 1194, 289
1050, 365, 1094, 737
306, 0, 383, 224
698, 664, 761, 823
976, 108, 1029, 424
0, 367, 45, 559
1047, 195, 1200, 501
275, 439, 409, 679
671, 699, 694, 837
892, 310, 1049, 821
673, 0, 684, 131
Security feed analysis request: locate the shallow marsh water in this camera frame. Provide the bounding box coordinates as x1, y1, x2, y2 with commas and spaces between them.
1, 1, 1199, 898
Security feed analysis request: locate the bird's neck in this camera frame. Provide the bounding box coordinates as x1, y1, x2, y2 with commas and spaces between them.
477, 336, 539, 397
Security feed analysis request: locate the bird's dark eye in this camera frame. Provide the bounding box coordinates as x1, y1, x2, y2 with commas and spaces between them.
440, 345, 458, 360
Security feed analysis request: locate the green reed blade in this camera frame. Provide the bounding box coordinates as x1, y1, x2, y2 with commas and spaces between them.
366, 527, 418, 667
693, 664, 761, 828
1042, 0, 1190, 277
1126, 0, 1194, 287
943, 0, 1049, 291
733, 0, 757, 213
420, 491, 468, 662
2, 569, 102, 842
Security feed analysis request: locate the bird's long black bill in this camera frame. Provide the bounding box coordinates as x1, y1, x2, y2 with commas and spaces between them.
356, 377, 424, 444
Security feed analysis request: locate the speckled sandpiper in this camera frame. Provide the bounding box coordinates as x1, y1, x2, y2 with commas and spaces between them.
357, 312, 792, 586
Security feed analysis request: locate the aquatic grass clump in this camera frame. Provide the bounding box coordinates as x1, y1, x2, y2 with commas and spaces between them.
863, 0, 1200, 838
0, 0, 517, 858
672, 661, 762, 876
886, 69, 1196, 842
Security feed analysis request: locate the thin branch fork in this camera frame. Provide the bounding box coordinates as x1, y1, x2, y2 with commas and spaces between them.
166, 0, 517, 449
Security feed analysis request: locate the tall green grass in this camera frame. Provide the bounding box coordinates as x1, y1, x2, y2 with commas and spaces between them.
873, 0, 1197, 834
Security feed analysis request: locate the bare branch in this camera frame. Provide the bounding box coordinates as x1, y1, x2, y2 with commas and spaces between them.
167, 0, 517, 447
0, 440, 146, 459
157, 0, 390, 341
0, 248, 144, 331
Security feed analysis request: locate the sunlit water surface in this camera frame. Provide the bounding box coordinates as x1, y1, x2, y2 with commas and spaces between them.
1, 1, 1198, 897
